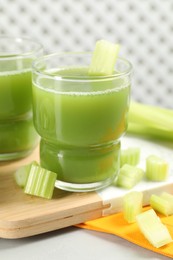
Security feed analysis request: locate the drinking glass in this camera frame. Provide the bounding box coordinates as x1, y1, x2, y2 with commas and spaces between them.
0, 37, 43, 161
32, 52, 132, 192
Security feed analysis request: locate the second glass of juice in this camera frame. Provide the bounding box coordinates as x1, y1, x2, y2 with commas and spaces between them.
32, 52, 132, 192
0, 37, 43, 161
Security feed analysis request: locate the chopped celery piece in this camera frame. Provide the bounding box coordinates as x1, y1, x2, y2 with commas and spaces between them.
161, 192, 173, 204
123, 191, 143, 223
120, 147, 140, 167
136, 209, 172, 248
14, 161, 38, 188
88, 39, 120, 76
14, 165, 30, 188
116, 174, 138, 189
146, 155, 168, 181
128, 101, 173, 142
116, 164, 144, 189
24, 164, 57, 199
150, 194, 173, 216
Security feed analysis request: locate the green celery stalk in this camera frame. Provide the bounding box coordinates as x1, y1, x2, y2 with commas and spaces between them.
146, 155, 168, 181
150, 194, 173, 216
128, 101, 173, 141
88, 39, 120, 76
161, 192, 173, 204
14, 161, 38, 188
129, 102, 173, 129
123, 191, 143, 223
120, 147, 140, 167
116, 164, 144, 189
24, 164, 57, 199
136, 209, 172, 248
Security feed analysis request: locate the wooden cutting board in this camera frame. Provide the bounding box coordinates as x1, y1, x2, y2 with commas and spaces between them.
0, 146, 106, 239
1, 136, 173, 239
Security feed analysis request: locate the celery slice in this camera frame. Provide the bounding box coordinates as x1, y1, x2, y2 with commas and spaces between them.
146, 155, 168, 181
116, 175, 137, 189
136, 209, 172, 248
24, 164, 57, 199
123, 191, 143, 223
14, 161, 38, 188
150, 194, 173, 216
116, 164, 144, 189
161, 192, 173, 204
120, 147, 140, 167
88, 39, 120, 76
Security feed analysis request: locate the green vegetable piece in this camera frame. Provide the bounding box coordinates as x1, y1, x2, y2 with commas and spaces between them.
24, 164, 57, 199
14, 161, 38, 188
161, 192, 173, 204
123, 191, 143, 223
128, 101, 173, 142
88, 39, 120, 76
120, 147, 140, 167
136, 209, 172, 248
146, 155, 168, 181
116, 164, 144, 189
150, 194, 173, 216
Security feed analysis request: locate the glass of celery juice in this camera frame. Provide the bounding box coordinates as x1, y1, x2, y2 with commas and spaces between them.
32, 52, 132, 192
0, 37, 43, 161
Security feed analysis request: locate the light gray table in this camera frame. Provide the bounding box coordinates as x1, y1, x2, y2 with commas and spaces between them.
0, 226, 170, 260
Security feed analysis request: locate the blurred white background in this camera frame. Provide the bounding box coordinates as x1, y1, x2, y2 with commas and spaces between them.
1, 0, 173, 108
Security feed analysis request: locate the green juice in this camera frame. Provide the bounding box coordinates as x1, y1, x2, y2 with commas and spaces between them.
32, 67, 130, 185
0, 69, 38, 158
0, 69, 31, 118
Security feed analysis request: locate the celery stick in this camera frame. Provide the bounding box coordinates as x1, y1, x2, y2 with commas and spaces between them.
146, 155, 168, 181
123, 191, 143, 223
116, 174, 137, 189
120, 147, 140, 167
24, 164, 57, 199
136, 209, 172, 248
88, 40, 120, 76
128, 101, 173, 141
129, 101, 173, 130
150, 194, 173, 216
14, 161, 38, 188
160, 192, 173, 214
127, 122, 173, 142
116, 164, 144, 189
119, 164, 144, 182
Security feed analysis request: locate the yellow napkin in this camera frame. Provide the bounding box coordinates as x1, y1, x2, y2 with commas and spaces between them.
77, 206, 173, 259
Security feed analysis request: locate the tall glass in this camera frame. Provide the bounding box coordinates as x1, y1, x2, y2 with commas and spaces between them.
32, 52, 132, 192
0, 37, 43, 161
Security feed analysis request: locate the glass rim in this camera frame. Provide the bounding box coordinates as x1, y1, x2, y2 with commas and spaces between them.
32, 52, 133, 82
0, 36, 43, 60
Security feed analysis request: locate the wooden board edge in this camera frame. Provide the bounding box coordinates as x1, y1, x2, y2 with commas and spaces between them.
0, 207, 104, 239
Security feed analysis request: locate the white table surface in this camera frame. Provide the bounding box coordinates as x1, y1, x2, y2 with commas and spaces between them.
0, 226, 170, 260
